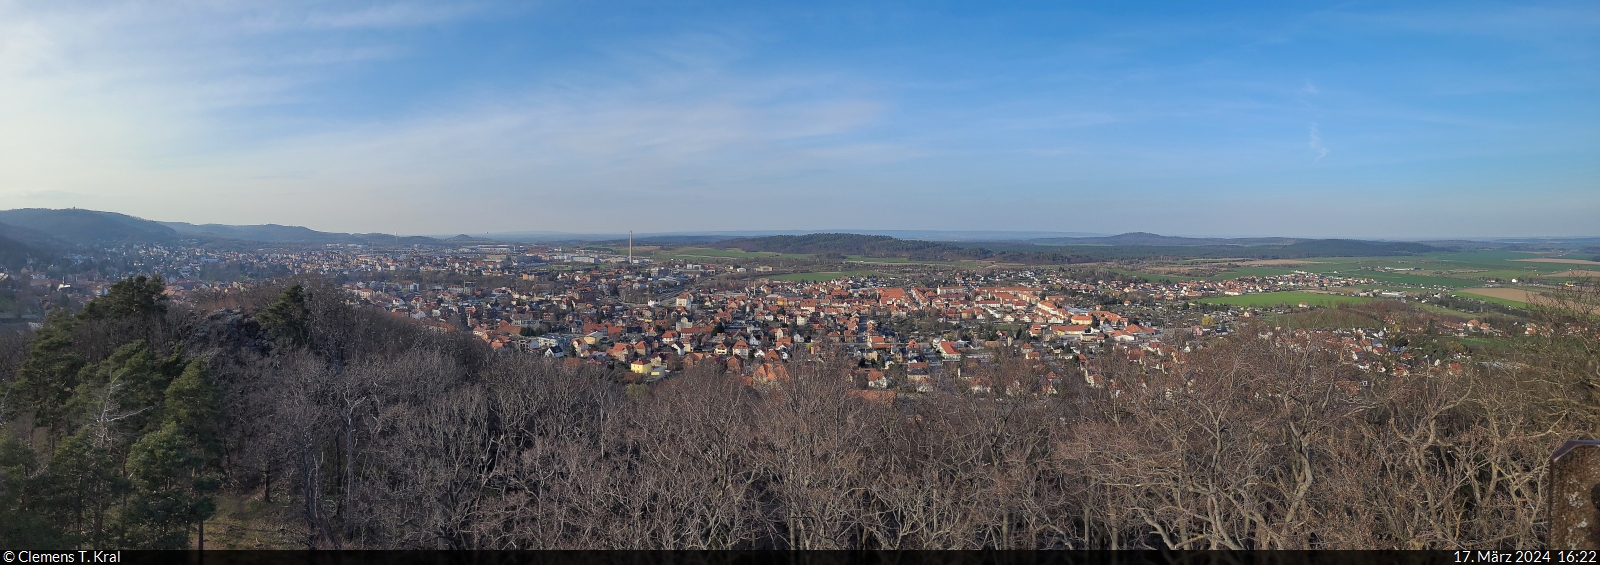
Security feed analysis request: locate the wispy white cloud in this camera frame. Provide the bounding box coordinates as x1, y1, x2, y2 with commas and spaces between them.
0, 1, 1593, 236
1308, 122, 1328, 163
0, 3, 901, 232
303, 2, 485, 29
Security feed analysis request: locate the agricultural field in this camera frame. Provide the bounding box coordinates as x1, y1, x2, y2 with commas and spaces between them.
766, 271, 887, 282
1455, 287, 1538, 307
1196, 291, 1374, 308
1511, 257, 1600, 266
1121, 250, 1587, 290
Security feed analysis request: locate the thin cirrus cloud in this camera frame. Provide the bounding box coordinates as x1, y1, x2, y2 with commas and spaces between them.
1, 2, 900, 233
0, 0, 1595, 237
301, 2, 486, 29
1308, 123, 1329, 163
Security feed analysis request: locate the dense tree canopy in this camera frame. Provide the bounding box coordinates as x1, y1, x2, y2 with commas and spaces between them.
77, 275, 168, 321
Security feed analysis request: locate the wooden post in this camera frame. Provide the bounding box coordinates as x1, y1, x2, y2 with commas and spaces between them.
1551, 439, 1600, 549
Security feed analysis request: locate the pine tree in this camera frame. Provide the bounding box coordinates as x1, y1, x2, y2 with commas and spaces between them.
42, 430, 127, 548
162, 359, 221, 462
0, 436, 63, 548
120, 423, 217, 549
67, 342, 170, 440
257, 284, 311, 347
114, 359, 223, 548
9, 309, 85, 442
77, 275, 169, 321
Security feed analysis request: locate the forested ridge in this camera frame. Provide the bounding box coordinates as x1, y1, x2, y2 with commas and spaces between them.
0, 276, 1595, 549
710, 233, 1440, 263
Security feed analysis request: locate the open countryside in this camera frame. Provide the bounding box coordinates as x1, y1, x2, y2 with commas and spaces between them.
1112, 250, 1594, 291
1196, 291, 1372, 308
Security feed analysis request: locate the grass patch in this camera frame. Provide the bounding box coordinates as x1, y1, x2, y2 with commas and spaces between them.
1457, 336, 1517, 355
203, 492, 300, 549
1414, 303, 1482, 319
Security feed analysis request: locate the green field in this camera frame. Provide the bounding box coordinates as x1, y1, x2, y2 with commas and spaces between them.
766, 271, 887, 282
1197, 291, 1374, 308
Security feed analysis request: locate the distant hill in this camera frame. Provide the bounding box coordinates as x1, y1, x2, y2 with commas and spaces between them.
1278, 239, 1437, 256
704, 233, 1443, 263
0, 221, 69, 250
0, 234, 46, 271
721, 233, 968, 258
715, 234, 1112, 263
443, 234, 501, 245
162, 221, 440, 246
0, 208, 1467, 259
163, 222, 348, 243
1030, 232, 1297, 246
0, 208, 445, 248
0, 208, 178, 246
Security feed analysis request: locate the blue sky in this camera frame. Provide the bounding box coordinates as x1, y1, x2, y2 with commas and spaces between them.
1, 1, 1595, 238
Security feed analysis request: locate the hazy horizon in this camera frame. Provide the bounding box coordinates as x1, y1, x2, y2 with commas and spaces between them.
4, 207, 1588, 241
151, 213, 1600, 241
3, 2, 1596, 238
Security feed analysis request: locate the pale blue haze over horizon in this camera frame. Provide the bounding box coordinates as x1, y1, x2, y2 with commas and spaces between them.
1, 1, 1596, 238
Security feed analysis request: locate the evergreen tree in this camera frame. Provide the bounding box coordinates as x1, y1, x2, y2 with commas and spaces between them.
120, 423, 217, 549
78, 275, 168, 321
0, 436, 62, 548
42, 430, 126, 548
67, 343, 169, 439
257, 284, 311, 347
161, 359, 221, 462
9, 309, 85, 441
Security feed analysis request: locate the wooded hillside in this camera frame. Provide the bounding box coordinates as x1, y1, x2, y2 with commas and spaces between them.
0, 276, 1594, 549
